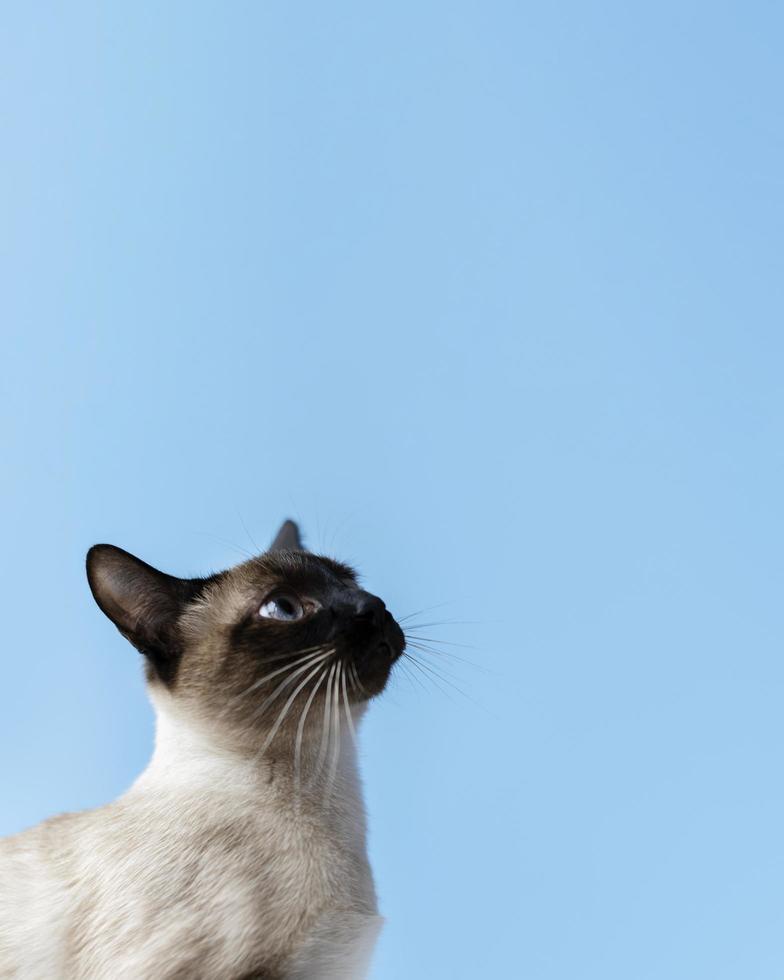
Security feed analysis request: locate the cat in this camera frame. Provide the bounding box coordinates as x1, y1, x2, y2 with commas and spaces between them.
0, 520, 405, 979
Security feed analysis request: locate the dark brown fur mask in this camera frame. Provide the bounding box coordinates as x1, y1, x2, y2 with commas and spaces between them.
86, 521, 405, 754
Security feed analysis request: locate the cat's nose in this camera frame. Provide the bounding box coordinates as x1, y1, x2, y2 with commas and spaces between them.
353, 594, 386, 628
330, 594, 386, 632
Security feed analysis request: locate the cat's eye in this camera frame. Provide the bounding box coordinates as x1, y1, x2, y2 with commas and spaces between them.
258, 594, 305, 622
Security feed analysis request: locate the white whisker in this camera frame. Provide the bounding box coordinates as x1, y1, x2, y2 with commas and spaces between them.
258, 653, 334, 756
228, 645, 329, 707
250, 649, 333, 722
340, 663, 357, 748
324, 661, 342, 799
403, 651, 492, 714
294, 666, 329, 798
313, 662, 338, 785
348, 661, 369, 700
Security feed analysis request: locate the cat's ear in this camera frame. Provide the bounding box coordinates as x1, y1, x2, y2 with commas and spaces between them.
86, 544, 202, 678
269, 519, 303, 552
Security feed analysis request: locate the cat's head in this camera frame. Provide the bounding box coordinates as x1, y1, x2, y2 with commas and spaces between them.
86, 521, 404, 753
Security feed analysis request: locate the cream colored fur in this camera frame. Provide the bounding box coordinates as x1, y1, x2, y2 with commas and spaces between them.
0, 692, 381, 979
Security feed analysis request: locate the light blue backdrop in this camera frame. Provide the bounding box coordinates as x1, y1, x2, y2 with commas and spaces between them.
2, 3, 783, 978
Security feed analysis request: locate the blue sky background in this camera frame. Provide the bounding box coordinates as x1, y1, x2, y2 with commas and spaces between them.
2, 3, 783, 978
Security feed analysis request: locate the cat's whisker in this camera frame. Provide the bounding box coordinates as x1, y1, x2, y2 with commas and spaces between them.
404, 651, 494, 716
340, 662, 357, 748
223, 650, 327, 720
404, 633, 475, 649
396, 656, 430, 696
249, 650, 334, 722
401, 652, 459, 703
400, 619, 478, 630
405, 639, 490, 674
405, 655, 475, 684
406, 642, 488, 682
323, 662, 342, 800
348, 661, 369, 700
227, 645, 330, 708
396, 602, 455, 624
257, 654, 334, 758
192, 529, 256, 561
236, 510, 262, 555
312, 662, 338, 787
294, 667, 329, 800
404, 650, 469, 691
252, 644, 331, 667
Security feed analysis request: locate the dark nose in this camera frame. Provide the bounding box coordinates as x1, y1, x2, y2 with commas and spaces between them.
330, 593, 387, 633
353, 594, 386, 628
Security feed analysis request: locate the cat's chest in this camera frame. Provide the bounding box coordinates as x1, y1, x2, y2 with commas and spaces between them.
70, 798, 372, 978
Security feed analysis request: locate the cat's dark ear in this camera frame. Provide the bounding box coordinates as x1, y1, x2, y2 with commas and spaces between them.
86, 544, 202, 682
269, 519, 303, 552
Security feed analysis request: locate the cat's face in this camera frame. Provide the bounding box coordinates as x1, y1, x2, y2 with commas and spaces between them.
86, 521, 404, 751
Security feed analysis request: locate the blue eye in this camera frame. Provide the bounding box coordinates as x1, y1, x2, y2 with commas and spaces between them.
259, 594, 305, 622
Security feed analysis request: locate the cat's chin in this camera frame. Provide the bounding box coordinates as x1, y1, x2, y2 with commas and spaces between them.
348, 650, 400, 701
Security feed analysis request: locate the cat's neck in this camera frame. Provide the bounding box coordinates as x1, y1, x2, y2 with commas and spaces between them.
127, 694, 368, 830
139, 706, 271, 791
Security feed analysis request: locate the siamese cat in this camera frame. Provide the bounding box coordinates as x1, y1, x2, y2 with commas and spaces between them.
0, 521, 405, 979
